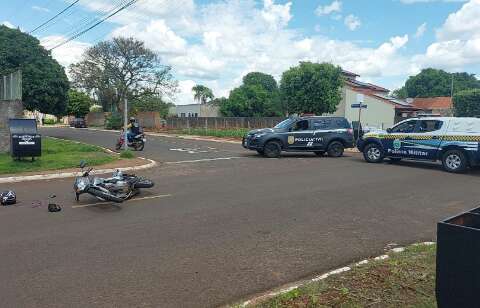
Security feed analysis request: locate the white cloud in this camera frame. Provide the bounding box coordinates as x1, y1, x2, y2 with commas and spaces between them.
400, 0, 467, 3
412, 0, 480, 70
73, 0, 416, 104
436, 0, 480, 41
315, 0, 342, 16
111, 20, 187, 55
261, 0, 292, 30
2, 21, 15, 28
415, 22, 427, 38
344, 14, 361, 31
32, 6, 50, 13
40, 36, 91, 68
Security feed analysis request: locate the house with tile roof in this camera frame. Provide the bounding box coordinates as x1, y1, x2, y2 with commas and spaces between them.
330, 71, 420, 129
411, 97, 453, 116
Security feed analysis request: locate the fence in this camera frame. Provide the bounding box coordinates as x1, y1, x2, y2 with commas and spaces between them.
165, 117, 285, 130
0, 70, 22, 101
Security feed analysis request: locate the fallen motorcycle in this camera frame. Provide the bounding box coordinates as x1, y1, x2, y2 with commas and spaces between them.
73, 160, 154, 203
115, 129, 146, 151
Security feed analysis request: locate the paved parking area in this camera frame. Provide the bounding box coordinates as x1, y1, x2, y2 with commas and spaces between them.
1, 127, 479, 308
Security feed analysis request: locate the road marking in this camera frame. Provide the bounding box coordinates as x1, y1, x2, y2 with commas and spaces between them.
72, 194, 172, 208
165, 157, 244, 164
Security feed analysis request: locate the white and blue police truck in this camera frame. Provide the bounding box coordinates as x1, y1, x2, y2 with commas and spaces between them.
357, 117, 480, 173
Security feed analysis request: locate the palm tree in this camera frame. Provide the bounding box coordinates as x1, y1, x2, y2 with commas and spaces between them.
192, 85, 214, 104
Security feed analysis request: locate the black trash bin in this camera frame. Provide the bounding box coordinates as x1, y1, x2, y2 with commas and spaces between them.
436, 210, 480, 308
9, 119, 41, 160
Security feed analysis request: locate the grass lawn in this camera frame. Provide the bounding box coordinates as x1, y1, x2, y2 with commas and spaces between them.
176, 128, 250, 139
249, 244, 436, 308
0, 137, 117, 175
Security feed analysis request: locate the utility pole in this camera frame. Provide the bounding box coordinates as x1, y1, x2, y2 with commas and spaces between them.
123, 95, 128, 150
450, 74, 454, 98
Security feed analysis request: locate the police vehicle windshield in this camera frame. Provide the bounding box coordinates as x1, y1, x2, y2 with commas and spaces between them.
274, 118, 296, 129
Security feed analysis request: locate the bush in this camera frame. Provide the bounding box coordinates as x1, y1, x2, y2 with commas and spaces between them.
120, 150, 134, 159
43, 118, 56, 125
105, 112, 123, 130
454, 89, 480, 117
90, 105, 103, 112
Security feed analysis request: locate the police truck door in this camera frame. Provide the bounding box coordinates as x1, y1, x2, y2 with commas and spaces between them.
288, 119, 314, 150
406, 119, 445, 160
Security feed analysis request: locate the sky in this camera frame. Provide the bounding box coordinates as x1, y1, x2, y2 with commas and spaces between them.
1, 0, 479, 105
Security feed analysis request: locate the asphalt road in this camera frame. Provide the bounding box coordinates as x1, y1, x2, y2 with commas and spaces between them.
1, 127, 480, 308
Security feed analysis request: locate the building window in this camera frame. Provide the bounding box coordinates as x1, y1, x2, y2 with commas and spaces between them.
194, 113, 198, 117
180, 113, 186, 117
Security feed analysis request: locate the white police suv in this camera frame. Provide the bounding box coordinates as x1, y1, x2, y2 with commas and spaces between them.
357, 117, 480, 173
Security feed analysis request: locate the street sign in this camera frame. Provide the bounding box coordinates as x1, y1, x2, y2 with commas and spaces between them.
351, 103, 368, 109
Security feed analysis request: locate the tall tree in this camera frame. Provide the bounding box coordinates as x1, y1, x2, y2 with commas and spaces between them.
70, 37, 177, 112
0, 25, 69, 116
220, 72, 283, 117
395, 68, 480, 98
66, 89, 92, 118
192, 85, 214, 104
453, 89, 480, 117
280, 62, 343, 115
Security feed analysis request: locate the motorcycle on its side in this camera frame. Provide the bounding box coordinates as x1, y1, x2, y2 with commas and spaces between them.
115, 129, 146, 151
74, 160, 154, 203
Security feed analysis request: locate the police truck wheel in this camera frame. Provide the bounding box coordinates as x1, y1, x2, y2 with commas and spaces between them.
263, 141, 281, 158
363, 143, 384, 163
314, 151, 325, 157
327, 141, 344, 157
256, 149, 265, 156
442, 150, 468, 173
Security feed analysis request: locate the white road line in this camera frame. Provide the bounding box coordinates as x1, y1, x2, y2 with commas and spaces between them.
165, 157, 244, 164
72, 194, 172, 209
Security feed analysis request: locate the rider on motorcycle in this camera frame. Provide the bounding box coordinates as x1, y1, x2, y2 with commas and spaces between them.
126, 117, 141, 144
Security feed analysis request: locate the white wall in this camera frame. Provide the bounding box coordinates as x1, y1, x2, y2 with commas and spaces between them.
343, 88, 395, 129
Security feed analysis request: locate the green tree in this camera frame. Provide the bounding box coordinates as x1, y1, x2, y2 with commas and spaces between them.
453, 89, 480, 117
280, 62, 343, 115
221, 84, 280, 117
220, 72, 283, 117
0, 25, 69, 116
130, 95, 173, 118
243, 72, 278, 93
397, 68, 480, 98
192, 85, 214, 104
70, 37, 177, 112
66, 90, 92, 117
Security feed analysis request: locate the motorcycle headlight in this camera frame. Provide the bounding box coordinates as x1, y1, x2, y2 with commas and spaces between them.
75, 178, 88, 192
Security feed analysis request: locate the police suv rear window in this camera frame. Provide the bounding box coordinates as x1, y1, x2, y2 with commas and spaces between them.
313, 118, 348, 130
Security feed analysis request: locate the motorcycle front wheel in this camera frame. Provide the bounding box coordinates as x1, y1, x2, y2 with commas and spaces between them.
134, 141, 145, 151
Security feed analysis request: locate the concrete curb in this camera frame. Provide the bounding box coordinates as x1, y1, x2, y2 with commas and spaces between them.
0, 157, 157, 184
234, 242, 436, 307
0, 137, 158, 184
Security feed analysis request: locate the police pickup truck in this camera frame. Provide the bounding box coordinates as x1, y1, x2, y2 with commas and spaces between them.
242, 116, 355, 158
357, 117, 480, 173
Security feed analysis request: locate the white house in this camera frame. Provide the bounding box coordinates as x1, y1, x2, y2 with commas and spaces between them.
333, 71, 420, 129
169, 103, 220, 118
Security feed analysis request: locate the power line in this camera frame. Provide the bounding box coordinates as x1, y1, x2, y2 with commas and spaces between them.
29, 0, 80, 34
48, 0, 139, 50
41, 0, 129, 48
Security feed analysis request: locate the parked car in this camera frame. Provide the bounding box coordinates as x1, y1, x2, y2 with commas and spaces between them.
72, 118, 87, 128
357, 117, 480, 173
242, 116, 355, 158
